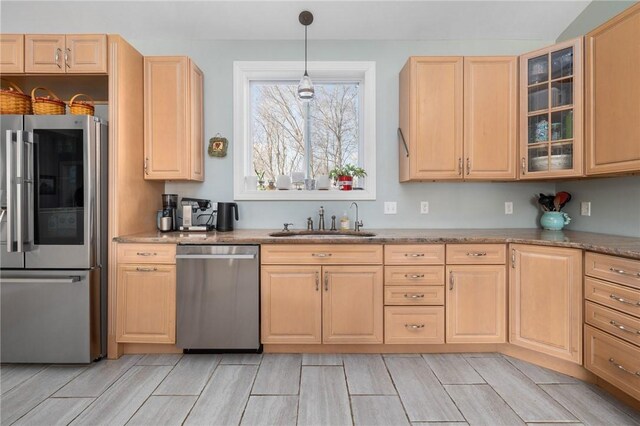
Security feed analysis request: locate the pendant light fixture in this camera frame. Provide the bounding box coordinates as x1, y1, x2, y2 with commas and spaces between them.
297, 11, 314, 101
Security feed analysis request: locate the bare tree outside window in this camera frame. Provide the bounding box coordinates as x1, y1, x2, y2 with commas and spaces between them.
251, 81, 360, 182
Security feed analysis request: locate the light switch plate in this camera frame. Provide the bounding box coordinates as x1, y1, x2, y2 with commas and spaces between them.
384, 201, 397, 215
420, 201, 429, 214
505, 202, 513, 215
581, 201, 591, 216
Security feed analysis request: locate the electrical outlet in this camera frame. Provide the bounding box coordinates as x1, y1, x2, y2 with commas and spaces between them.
581, 201, 591, 216
420, 201, 429, 214
505, 202, 513, 215
384, 201, 397, 215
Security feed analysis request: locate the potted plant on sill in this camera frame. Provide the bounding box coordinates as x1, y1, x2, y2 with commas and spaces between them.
329, 164, 367, 191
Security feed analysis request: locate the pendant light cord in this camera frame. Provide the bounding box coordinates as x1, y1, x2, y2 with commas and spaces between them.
304, 25, 308, 75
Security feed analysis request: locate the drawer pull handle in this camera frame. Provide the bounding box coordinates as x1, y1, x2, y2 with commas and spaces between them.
404, 293, 425, 299
466, 252, 487, 257
608, 358, 640, 377
312, 253, 332, 258
609, 320, 640, 335
136, 252, 157, 256
609, 267, 640, 278
315, 272, 319, 291
405, 253, 425, 257
405, 324, 425, 329
404, 274, 425, 279
609, 294, 640, 307
136, 267, 157, 272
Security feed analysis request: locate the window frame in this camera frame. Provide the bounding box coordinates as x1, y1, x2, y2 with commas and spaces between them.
233, 61, 376, 201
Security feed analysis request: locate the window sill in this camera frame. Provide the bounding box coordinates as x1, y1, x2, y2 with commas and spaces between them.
234, 188, 375, 201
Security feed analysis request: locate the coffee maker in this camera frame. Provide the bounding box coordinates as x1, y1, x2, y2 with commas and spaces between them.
179, 197, 214, 231
161, 194, 178, 231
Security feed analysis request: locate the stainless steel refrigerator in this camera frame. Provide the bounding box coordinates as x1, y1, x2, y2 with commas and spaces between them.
1, 115, 107, 363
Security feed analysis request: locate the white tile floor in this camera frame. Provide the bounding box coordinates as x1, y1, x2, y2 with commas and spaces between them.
1, 352, 639, 425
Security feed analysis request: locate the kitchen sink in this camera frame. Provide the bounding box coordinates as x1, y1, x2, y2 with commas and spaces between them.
268, 230, 376, 238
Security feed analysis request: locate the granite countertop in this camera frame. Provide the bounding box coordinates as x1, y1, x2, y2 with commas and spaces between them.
114, 228, 640, 260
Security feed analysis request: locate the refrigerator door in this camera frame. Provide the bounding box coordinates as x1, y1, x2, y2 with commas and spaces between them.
25, 115, 99, 269
1, 116, 26, 268
0, 268, 102, 363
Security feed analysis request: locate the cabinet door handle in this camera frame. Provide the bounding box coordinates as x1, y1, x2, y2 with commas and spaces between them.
608, 358, 640, 377
404, 274, 425, 279
404, 253, 425, 258
609, 267, 640, 278
315, 271, 319, 291
55, 48, 62, 68
609, 294, 640, 307
458, 158, 463, 175
324, 272, 328, 291
405, 323, 425, 329
65, 48, 71, 68
136, 252, 157, 257
312, 253, 332, 258
136, 267, 157, 272
404, 293, 425, 299
144, 157, 149, 175
609, 320, 640, 335
521, 157, 526, 175
449, 271, 454, 291
466, 157, 470, 175
511, 249, 516, 268
466, 252, 487, 257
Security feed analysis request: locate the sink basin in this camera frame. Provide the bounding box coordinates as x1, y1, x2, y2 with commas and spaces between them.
269, 230, 376, 238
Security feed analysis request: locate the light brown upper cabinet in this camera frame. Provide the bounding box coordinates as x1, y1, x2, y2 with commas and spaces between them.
24, 34, 107, 74
464, 57, 518, 180
399, 57, 464, 181
509, 244, 582, 364
0, 34, 24, 73
144, 56, 204, 181
585, 3, 640, 175
399, 56, 517, 181
519, 38, 583, 179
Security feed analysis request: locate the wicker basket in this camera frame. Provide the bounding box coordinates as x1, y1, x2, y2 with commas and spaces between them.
69, 93, 95, 116
1, 79, 32, 115
31, 87, 66, 115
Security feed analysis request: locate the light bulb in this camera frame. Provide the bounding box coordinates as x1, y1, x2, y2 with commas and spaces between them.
297, 73, 314, 101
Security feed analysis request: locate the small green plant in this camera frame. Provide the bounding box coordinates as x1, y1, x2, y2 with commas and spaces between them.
328, 164, 367, 180
254, 168, 266, 181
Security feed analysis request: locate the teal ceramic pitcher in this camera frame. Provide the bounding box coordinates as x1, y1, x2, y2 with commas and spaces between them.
540, 211, 571, 231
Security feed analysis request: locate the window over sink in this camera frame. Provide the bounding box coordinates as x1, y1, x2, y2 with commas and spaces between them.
233, 61, 376, 200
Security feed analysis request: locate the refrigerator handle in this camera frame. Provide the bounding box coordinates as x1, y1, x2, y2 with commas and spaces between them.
15, 131, 24, 252
95, 122, 102, 267
25, 131, 35, 250
6, 130, 15, 252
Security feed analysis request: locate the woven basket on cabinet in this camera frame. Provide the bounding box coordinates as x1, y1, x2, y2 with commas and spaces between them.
1, 79, 32, 114
31, 87, 66, 115
69, 93, 95, 116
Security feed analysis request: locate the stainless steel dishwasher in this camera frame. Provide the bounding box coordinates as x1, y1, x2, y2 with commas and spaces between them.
176, 245, 260, 351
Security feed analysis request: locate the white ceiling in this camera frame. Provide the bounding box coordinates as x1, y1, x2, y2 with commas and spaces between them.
1, 1, 590, 41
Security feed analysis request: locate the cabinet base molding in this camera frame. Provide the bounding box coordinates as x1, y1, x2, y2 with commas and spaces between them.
595, 377, 640, 410
499, 344, 593, 381
263, 343, 500, 354
120, 343, 183, 356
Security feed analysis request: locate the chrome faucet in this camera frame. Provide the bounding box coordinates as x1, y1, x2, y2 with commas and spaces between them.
307, 217, 314, 230
350, 202, 363, 232
318, 206, 325, 230
282, 223, 293, 232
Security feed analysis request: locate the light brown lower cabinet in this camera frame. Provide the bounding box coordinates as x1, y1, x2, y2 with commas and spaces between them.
446, 265, 506, 343
385, 306, 445, 344
260, 264, 383, 344
509, 244, 583, 364
116, 264, 176, 344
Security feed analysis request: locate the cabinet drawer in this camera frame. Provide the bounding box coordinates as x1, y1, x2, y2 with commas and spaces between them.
261, 244, 383, 265
384, 266, 444, 286
585, 252, 640, 290
446, 244, 506, 264
585, 325, 640, 401
384, 306, 444, 344
384, 245, 445, 265
585, 302, 640, 347
384, 286, 444, 306
585, 277, 640, 318
117, 244, 176, 264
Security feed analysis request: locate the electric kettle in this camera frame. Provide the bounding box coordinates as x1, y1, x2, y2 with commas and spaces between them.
216, 202, 239, 232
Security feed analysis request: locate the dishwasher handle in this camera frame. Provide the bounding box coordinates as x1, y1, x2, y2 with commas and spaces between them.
2, 276, 82, 284
176, 254, 256, 260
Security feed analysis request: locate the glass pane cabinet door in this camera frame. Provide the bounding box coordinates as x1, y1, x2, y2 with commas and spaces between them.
520, 38, 583, 178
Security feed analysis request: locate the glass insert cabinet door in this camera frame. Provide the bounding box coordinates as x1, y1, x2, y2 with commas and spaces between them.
520, 38, 583, 178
